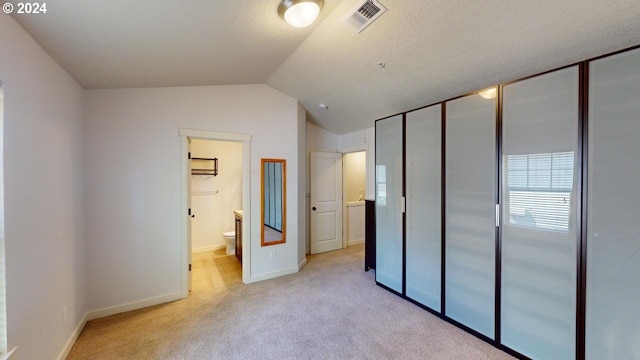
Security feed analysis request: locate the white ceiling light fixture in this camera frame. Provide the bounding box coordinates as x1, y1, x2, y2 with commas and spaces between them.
479, 88, 497, 99
278, 0, 324, 28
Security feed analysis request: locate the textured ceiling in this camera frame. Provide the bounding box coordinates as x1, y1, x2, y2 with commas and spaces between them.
9, 0, 640, 134
267, 0, 640, 134
9, 0, 341, 88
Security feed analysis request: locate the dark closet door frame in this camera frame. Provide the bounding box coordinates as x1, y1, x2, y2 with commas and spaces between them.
402, 113, 407, 296
576, 62, 588, 360
372, 43, 640, 360
576, 44, 640, 360
498, 62, 582, 359
495, 85, 503, 345
373, 114, 406, 297
441, 103, 446, 317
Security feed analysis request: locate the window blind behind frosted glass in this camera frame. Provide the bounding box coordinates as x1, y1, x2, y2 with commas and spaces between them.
501, 66, 579, 360
586, 48, 640, 360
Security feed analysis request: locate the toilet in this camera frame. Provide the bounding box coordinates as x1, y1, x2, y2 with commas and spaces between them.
223, 231, 236, 255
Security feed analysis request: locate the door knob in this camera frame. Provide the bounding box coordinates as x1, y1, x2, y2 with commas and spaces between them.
312, 207, 317, 211
191, 214, 195, 218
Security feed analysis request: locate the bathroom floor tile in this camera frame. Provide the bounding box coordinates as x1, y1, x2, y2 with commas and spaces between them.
211, 273, 241, 288
191, 250, 243, 292
214, 255, 239, 265
210, 271, 240, 285
192, 278, 214, 292
211, 249, 229, 258
221, 262, 241, 273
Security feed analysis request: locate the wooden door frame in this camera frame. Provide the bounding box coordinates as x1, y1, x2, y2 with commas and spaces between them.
179, 129, 251, 298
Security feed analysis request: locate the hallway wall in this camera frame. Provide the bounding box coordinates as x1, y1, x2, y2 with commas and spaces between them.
0, 14, 86, 360
84, 84, 304, 311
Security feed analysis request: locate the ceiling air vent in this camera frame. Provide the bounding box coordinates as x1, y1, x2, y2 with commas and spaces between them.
342, 0, 387, 33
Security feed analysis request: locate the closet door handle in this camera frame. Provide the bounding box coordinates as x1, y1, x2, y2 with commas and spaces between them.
312, 207, 317, 211
191, 214, 195, 218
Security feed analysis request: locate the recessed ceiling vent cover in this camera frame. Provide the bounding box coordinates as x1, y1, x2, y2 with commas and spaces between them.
342, 0, 387, 33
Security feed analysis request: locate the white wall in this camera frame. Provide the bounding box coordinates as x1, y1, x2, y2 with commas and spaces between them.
84, 84, 303, 311
190, 140, 242, 252
338, 128, 375, 200
0, 14, 86, 360
343, 151, 366, 202
305, 122, 338, 193
346, 202, 365, 246
0, 86, 4, 354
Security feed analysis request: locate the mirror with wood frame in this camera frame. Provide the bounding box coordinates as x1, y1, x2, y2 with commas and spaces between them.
261, 158, 286, 246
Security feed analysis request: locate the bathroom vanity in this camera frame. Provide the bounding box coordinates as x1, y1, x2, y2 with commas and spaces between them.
234, 210, 243, 263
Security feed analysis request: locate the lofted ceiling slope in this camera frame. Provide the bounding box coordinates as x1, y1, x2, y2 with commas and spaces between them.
9, 0, 341, 88
9, 0, 640, 135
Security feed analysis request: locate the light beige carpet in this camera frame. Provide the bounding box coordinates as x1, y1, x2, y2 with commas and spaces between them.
67, 244, 514, 360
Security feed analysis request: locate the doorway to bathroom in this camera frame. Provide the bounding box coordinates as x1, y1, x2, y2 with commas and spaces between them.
342, 151, 366, 249
190, 139, 243, 293
179, 129, 251, 298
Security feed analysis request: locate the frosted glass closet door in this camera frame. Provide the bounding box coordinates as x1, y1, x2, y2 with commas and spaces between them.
445, 92, 496, 337
586, 48, 640, 360
405, 105, 441, 310
375, 115, 404, 293
501, 67, 579, 360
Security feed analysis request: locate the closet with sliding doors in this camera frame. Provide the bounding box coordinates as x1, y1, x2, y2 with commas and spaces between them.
374, 45, 640, 360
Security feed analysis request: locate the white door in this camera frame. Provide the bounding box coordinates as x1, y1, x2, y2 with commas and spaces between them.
310, 151, 343, 254
187, 138, 193, 292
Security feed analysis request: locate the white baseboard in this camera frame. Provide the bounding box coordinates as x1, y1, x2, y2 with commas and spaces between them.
192, 244, 225, 253
1, 347, 18, 360
57, 313, 87, 360
250, 266, 299, 283
57, 292, 183, 359
298, 257, 308, 271
347, 238, 365, 246
85, 292, 183, 321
